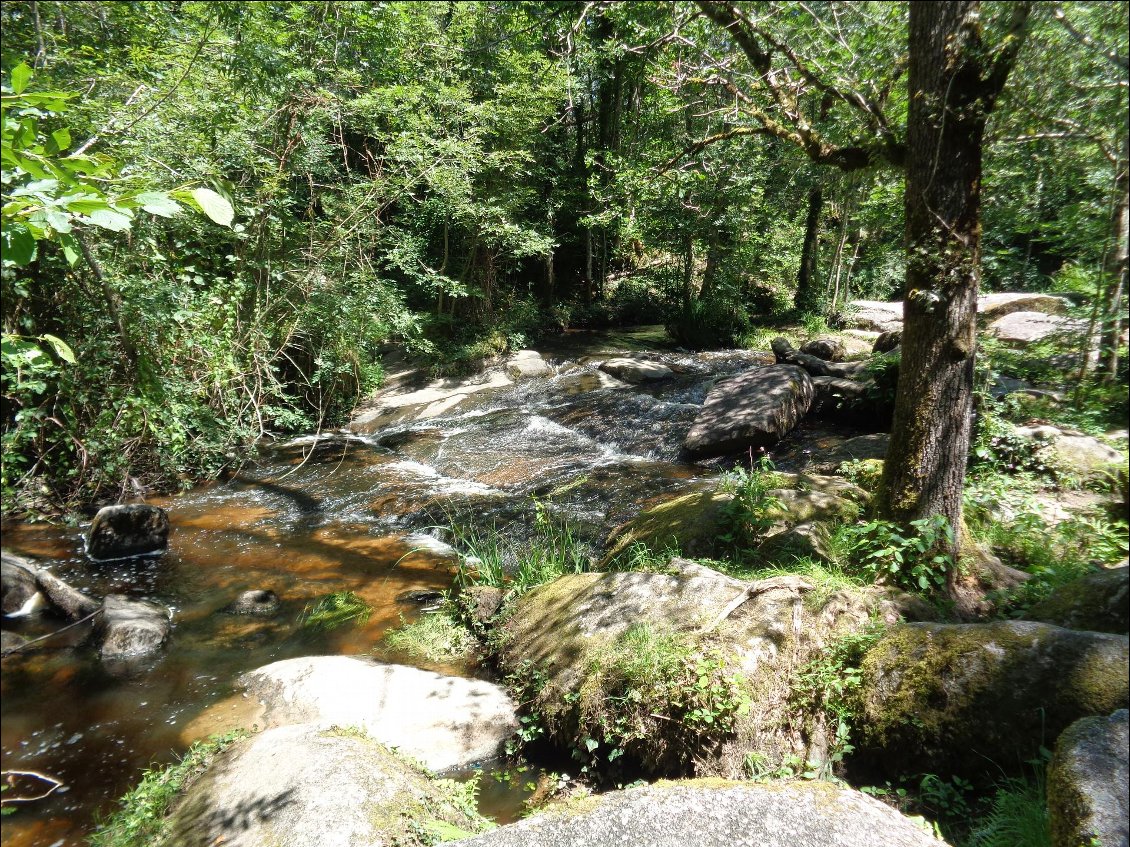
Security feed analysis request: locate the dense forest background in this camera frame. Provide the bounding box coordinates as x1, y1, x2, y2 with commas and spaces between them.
2, 0, 1127, 518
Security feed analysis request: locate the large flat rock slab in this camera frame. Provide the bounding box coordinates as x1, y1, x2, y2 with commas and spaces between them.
456, 780, 949, 847
977, 292, 1070, 321
988, 311, 1087, 346
238, 656, 518, 771
684, 365, 813, 459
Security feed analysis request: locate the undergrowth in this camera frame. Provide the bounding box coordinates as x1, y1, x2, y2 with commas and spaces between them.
88, 730, 247, 847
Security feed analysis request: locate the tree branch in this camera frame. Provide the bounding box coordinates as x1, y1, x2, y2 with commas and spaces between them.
1053, 6, 1129, 72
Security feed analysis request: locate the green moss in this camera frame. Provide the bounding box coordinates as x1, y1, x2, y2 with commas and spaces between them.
383, 612, 475, 662
88, 730, 248, 847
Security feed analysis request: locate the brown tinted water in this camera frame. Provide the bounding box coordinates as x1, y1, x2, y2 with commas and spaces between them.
1, 344, 851, 846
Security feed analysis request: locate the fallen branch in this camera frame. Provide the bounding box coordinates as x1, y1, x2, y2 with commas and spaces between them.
2, 770, 65, 804
1, 607, 101, 655
698, 575, 813, 635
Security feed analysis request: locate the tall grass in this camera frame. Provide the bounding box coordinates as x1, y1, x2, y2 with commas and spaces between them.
450, 502, 590, 593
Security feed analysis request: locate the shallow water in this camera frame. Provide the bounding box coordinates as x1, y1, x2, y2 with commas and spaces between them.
1, 340, 855, 845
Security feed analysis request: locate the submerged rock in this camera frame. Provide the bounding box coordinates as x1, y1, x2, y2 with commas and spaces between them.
1047, 709, 1129, 847
86, 504, 169, 560
1027, 566, 1129, 635
239, 655, 518, 771
456, 779, 948, 847
222, 589, 282, 617
164, 724, 491, 847
857, 621, 1129, 778
684, 365, 813, 459
96, 594, 172, 661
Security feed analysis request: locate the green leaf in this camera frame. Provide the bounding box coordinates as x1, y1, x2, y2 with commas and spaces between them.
40, 333, 76, 364
584, 737, 600, 752
136, 191, 181, 218
190, 187, 234, 227
85, 207, 133, 232
51, 128, 71, 152
10, 62, 32, 95
59, 233, 80, 266
1, 223, 37, 266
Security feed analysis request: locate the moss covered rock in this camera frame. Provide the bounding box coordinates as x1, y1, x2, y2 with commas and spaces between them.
496, 560, 890, 781
857, 621, 1129, 778
1047, 709, 1128, 847
1027, 565, 1129, 635
600, 473, 867, 566
455, 779, 949, 847
162, 724, 490, 847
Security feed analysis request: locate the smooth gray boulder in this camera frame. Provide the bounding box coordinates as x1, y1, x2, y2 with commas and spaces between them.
163, 724, 490, 847
848, 300, 904, 333
97, 594, 172, 660
685, 365, 813, 459
598, 357, 674, 383
86, 504, 169, 560
1013, 424, 1126, 485
989, 311, 1086, 346
800, 337, 846, 362
456, 780, 948, 847
857, 621, 1129, 778
873, 329, 902, 354
239, 656, 518, 771
506, 349, 551, 379
1047, 710, 1128, 847
1027, 566, 1129, 635
977, 292, 1070, 321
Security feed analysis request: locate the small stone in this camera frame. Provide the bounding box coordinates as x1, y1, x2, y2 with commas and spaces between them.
86, 504, 169, 560
97, 594, 171, 661
223, 589, 282, 617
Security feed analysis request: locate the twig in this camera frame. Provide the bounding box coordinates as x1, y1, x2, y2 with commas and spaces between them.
2, 770, 65, 804
1, 607, 101, 655
697, 575, 812, 635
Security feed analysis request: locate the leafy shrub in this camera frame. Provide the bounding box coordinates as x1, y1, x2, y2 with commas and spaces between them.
717, 455, 783, 555
383, 611, 473, 662
841, 515, 954, 592
667, 296, 752, 350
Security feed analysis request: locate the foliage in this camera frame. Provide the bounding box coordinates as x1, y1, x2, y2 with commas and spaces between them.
298, 591, 372, 633
506, 623, 751, 784
966, 774, 1052, 847
451, 502, 590, 594
717, 455, 784, 555
840, 516, 954, 592
88, 730, 247, 847
838, 459, 885, 494
383, 611, 474, 663
793, 619, 887, 780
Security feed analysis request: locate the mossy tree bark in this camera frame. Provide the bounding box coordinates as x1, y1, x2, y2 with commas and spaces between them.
795, 186, 823, 314
878, 1, 1031, 613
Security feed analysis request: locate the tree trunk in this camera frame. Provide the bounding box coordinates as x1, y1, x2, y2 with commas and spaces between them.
682, 234, 695, 313
878, 0, 1029, 615
1099, 149, 1129, 381
795, 186, 823, 313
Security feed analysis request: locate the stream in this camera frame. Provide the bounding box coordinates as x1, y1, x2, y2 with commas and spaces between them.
1, 330, 856, 846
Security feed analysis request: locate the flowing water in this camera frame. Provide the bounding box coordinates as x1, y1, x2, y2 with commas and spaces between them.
1, 332, 853, 846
